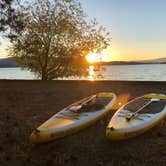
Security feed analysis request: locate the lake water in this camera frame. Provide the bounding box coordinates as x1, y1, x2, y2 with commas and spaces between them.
0, 64, 166, 81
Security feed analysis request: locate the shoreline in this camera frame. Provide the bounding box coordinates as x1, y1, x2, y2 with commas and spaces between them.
0, 79, 166, 82
0, 80, 166, 166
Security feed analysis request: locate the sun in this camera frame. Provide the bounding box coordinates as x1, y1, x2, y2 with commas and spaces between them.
86, 53, 99, 63
86, 49, 111, 63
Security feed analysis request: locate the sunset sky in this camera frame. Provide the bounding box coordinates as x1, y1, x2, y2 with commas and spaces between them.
82, 0, 166, 61
0, 0, 166, 61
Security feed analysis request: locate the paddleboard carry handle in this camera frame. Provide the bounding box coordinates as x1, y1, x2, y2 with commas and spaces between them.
126, 98, 160, 121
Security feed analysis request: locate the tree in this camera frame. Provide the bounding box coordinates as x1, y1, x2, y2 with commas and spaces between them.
10, 0, 111, 80
0, 0, 24, 34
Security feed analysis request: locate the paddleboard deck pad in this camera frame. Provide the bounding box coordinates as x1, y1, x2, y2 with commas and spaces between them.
106, 93, 166, 140
30, 92, 116, 143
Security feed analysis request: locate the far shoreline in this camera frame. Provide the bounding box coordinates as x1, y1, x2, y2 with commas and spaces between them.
0, 63, 166, 68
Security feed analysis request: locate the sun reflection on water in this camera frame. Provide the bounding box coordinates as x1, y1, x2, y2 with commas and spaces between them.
89, 65, 95, 81
88, 65, 105, 81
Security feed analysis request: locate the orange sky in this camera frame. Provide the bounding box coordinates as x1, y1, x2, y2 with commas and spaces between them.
86, 43, 166, 63
1, 40, 166, 62
0, 38, 9, 59
110, 41, 166, 61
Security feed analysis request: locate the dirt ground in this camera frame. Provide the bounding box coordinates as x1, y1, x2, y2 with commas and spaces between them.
0, 80, 166, 166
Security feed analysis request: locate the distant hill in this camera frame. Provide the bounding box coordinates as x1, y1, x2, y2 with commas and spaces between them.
139, 57, 166, 63
0, 57, 18, 68
95, 61, 145, 66
93, 57, 166, 66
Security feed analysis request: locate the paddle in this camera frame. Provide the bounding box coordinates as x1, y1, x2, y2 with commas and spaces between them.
126, 98, 160, 121
68, 95, 97, 112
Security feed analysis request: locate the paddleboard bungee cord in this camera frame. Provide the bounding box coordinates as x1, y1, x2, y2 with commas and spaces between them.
126, 98, 160, 121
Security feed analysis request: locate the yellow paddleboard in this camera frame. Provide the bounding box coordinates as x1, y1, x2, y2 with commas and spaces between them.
106, 93, 166, 140
30, 92, 116, 143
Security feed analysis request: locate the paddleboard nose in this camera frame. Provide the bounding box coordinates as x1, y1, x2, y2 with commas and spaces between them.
106, 126, 114, 138
106, 126, 123, 140
30, 129, 44, 143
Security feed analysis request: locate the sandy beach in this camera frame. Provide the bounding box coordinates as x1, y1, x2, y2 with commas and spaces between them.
0, 80, 166, 166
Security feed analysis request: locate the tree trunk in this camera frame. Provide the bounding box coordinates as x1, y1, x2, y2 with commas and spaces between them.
41, 68, 48, 80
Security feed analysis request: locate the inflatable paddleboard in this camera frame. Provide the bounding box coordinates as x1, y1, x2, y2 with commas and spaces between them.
30, 92, 116, 143
106, 93, 166, 140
